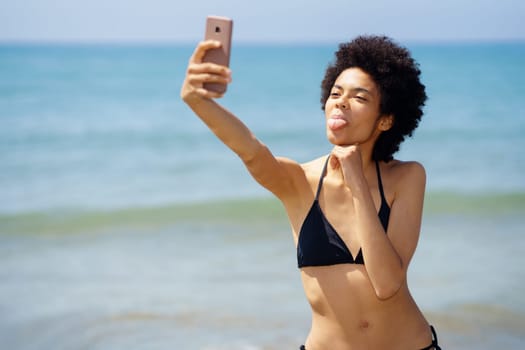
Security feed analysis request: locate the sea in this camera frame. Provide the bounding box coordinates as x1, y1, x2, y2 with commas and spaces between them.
0, 41, 524, 349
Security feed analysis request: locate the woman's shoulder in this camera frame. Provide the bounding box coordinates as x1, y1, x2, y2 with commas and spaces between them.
275, 155, 329, 217
272, 155, 327, 196
386, 159, 426, 174
302, 155, 329, 169
301, 155, 330, 179
281, 154, 330, 197
384, 159, 426, 190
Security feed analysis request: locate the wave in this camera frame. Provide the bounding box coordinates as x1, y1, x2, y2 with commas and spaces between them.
423, 191, 525, 215
0, 197, 286, 235
1, 192, 523, 235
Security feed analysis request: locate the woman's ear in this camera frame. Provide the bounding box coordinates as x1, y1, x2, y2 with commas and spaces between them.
378, 114, 394, 131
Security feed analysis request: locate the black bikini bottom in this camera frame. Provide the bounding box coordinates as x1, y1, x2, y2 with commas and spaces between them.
300, 325, 441, 350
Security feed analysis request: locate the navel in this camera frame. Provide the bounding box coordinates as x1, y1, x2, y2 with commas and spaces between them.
359, 320, 371, 330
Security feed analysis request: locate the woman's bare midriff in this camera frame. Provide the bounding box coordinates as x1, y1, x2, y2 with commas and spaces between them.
301, 264, 432, 350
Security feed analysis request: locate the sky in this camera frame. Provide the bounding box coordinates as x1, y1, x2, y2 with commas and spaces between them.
1, 0, 524, 43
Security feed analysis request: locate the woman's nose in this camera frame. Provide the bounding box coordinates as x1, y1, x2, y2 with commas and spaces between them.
335, 97, 348, 110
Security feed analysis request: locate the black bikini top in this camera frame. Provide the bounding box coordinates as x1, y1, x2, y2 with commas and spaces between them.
297, 157, 391, 268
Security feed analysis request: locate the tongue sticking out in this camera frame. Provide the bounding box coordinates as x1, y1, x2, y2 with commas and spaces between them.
328, 118, 348, 131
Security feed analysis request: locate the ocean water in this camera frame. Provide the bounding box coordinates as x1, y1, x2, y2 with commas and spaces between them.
0, 42, 524, 349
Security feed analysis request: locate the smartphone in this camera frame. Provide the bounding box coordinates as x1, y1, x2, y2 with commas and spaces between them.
203, 16, 233, 94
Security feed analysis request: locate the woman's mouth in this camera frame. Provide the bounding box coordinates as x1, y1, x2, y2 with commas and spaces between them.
327, 115, 348, 131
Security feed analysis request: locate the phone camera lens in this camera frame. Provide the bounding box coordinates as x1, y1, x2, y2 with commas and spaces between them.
215, 26, 221, 33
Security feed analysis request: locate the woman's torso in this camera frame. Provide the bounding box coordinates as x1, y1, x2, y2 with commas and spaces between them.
300, 265, 430, 349
283, 156, 432, 349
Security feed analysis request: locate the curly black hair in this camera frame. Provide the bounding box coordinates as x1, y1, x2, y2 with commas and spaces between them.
321, 35, 427, 162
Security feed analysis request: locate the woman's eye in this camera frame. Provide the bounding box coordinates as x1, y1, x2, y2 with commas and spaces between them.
355, 96, 367, 101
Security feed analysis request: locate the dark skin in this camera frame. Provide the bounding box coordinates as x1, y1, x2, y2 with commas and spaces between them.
181, 40, 432, 349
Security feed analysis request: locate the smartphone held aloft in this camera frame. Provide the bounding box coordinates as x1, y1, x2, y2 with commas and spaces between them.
203, 16, 233, 94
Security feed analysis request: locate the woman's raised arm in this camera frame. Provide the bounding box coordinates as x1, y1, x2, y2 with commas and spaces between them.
180, 40, 302, 200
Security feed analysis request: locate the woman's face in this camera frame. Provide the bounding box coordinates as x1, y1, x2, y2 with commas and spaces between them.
324, 68, 390, 146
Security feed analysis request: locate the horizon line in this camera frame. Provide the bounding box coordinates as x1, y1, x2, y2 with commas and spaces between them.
1, 37, 525, 46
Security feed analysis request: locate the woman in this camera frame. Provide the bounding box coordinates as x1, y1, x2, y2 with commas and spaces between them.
180, 35, 441, 350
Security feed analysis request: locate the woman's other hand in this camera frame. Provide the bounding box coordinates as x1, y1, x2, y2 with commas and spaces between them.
330, 144, 364, 187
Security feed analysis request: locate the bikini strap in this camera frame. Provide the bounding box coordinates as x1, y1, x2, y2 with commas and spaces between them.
430, 325, 441, 350
314, 156, 330, 200
375, 160, 387, 204
420, 326, 441, 350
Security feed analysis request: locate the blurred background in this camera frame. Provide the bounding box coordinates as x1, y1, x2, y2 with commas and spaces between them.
1, 1, 524, 349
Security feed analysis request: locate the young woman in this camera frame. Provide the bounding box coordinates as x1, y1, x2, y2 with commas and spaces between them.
181, 35, 441, 350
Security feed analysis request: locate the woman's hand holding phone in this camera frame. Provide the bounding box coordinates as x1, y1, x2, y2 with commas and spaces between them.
180, 40, 232, 103
180, 16, 233, 103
